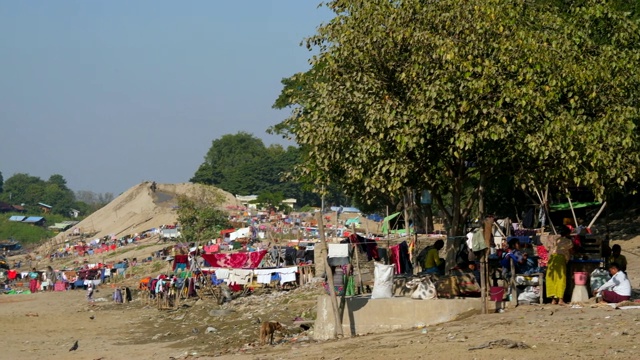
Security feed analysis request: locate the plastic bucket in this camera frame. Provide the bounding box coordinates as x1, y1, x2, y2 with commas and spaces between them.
574, 272, 587, 285
490, 286, 505, 301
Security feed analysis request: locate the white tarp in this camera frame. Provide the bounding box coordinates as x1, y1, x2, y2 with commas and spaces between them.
229, 227, 251, 241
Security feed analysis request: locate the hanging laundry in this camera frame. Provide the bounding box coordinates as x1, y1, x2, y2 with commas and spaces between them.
254, 269, 274, 284
328, 244, 349, 257
327, 243, 350, 266
215, 268, 230, 280
278, 267, 298, 284
229, 269, 253, 285
201, 250, 267, 268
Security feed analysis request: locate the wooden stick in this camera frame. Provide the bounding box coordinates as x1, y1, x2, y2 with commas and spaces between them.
534, 186, 557, 235
588, 202, 607, 229
317, 212, 343, 338
352, 224, 364, 294
566, 191, 578, 228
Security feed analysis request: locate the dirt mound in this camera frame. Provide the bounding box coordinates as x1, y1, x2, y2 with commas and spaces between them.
52, 182, 236, 242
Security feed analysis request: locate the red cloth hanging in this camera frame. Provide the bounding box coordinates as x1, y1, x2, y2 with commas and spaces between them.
389, 245, 401, 274
201, 250, 267, 268
172, 254, 189, 271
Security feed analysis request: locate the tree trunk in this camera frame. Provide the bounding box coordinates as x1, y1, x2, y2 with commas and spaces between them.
425, 204, 434, 233
478, 176, 486, 220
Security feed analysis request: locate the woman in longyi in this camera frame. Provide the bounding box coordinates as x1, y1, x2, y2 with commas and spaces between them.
544, 229, 573, 305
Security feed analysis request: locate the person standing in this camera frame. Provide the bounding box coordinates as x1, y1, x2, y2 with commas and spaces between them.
28, 268, 39, 293
594, 262, 631, 303
86, 281, 95, 303
46, 266, 56, 292
545, 228, 574, 305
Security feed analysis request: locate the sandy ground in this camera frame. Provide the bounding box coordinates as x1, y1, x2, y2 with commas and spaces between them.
4, 218, 640, 359
3, 288, 640, 360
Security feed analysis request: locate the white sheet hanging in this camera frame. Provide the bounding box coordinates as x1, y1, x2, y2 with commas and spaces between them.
254, 269, 273, 284
278, 266, 298, 284
229, 269, 253, 285
215, 268, 230, 280
328, 243, 349, 258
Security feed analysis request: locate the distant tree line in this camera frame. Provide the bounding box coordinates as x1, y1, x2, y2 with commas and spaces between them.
191, 132, 348, 209
0, 171, 113, 217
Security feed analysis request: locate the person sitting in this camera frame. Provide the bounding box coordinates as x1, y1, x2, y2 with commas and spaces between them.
608, 244, 627, 273
500, 238, 527, 273
423, 239, 445, 275
593, 262, 631, 303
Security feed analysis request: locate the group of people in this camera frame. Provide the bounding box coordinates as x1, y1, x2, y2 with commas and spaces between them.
501, 225, 632, 304
27, 266, 63, 293
421, 224, 633, 305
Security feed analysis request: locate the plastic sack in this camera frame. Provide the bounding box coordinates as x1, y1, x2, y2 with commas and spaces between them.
590, 268, 610, 292
371, 262, 394, 299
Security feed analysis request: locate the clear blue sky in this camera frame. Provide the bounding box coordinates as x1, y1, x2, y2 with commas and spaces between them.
0, 1, 331, 195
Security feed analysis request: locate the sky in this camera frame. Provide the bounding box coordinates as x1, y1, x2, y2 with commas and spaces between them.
0, 1, 332, 196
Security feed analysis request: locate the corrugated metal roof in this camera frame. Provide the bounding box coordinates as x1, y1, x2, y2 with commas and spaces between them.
23, 216, 45, 223
37, 203, 52, 208
9, 215, 26, 221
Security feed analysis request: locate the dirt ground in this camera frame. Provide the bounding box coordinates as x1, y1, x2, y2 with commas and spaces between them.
4, 235, 640, 360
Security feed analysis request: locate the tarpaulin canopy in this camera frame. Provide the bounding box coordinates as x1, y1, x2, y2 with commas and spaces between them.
381, 212, 401, 235
345, 217, 360, 226
549, 201, 601, 211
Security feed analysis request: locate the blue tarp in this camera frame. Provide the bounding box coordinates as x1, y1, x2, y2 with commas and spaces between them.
8, 216, 26, 222
23, 216, 44, 223
330, 206, 361, 213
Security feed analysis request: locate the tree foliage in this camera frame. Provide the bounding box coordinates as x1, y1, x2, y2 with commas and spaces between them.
176, 189, 231, 243
0, 173, 85, 216
274, 0, 640, 234
190, 132, 322, 207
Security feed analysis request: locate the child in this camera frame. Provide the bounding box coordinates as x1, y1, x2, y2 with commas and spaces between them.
86, 281, 95, 303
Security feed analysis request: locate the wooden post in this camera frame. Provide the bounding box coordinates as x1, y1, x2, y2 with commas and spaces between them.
403, 189, 411, 239
317, 212, 343, 338
588, 202, 607, 229
352, 224, 364, 294
481, 217, 494, 314
566, 192, 579, 228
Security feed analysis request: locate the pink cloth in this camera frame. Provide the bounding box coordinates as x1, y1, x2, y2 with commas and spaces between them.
537, 245, 549, 267
201, 250, 267, 269
54, 282, 66, 291
204, 244, 220, 254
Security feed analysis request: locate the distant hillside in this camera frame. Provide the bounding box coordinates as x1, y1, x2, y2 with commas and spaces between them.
41, 182, 236, 247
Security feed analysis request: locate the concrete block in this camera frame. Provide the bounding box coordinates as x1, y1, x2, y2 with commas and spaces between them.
314, 295, 482, 341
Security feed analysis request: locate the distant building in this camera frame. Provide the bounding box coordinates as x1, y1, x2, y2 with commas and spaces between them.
38, 202, 52, 214
282, 198, 297, 208
0, 202, 14, 213
23, 216, 46, 226
69, 208, 80, 218
235, 195, 258, 210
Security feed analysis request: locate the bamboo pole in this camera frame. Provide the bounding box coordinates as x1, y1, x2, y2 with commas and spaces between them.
535, 187, 557, 235
317, 212, 343, 338
566, 191, 579, 228
588, 202, 607, 229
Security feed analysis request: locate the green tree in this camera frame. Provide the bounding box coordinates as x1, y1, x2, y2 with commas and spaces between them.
191, 133, 323, 207
274, 0, 640, 234
0, 171, 3, 194
1, 173, 45, 207
190, 132, 269, 195
176, 188, 231, 243
253, 191, 285, 212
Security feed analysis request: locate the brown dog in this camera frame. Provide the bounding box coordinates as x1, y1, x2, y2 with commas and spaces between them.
260, 321, 285, 345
